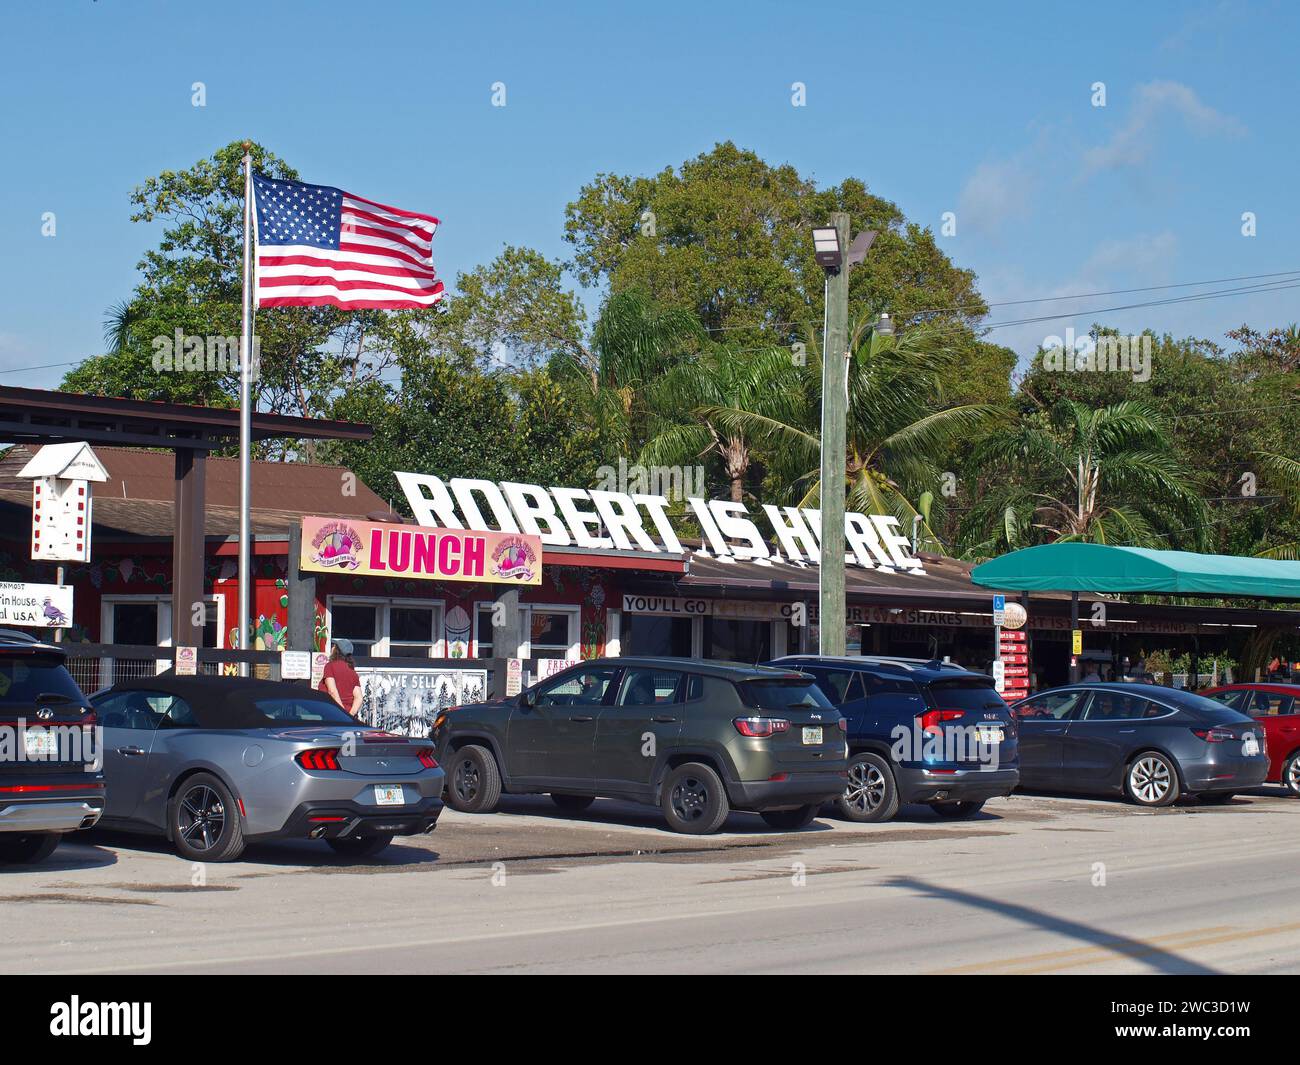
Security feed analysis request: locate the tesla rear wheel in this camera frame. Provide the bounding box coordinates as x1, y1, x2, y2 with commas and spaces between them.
550, 793, 594, 812
445, 745, 502, 813
928, 800, 986, 819
661, 762, 729, 834
760, 804, 819, 830
838, 752, 899, 823
170, 773, 245, 862
1283, 752, 1300, 797
0, 833, 60, 864
1125, 752, 1180, 807
326, 833, 394, 858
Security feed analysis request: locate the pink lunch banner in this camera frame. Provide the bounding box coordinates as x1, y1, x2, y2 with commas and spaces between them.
299, 516, 542, 586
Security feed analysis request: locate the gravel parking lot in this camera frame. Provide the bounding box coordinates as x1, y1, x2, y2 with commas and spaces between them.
3, 789, 1298, 974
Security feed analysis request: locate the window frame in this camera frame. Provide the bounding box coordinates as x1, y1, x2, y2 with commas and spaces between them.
326, 595, 446, 659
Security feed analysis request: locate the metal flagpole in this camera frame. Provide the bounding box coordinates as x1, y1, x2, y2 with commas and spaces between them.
238, 144, 255, 674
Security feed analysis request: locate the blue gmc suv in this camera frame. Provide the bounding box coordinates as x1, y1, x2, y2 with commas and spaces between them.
765, 655, 1019, 821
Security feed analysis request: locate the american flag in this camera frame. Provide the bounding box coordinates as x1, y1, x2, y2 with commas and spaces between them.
252, 174, 444, 309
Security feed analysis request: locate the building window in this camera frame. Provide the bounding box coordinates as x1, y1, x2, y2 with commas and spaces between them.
476, 604, 495, 657
327, 598, 444, 658
527, 607, 579, 660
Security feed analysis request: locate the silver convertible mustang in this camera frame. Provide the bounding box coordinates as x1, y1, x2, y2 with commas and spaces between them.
90, 675, 445, 862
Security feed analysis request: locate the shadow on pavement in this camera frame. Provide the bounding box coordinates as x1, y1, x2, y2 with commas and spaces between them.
887, 875, 1221, 975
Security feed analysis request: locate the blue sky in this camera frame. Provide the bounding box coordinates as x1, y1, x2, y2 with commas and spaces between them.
2, 0, 1296, 387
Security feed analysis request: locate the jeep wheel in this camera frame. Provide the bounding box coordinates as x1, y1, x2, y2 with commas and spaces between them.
661, 762, 729, 834
760, 804, 819, 831
446, 745, 502, 813
838, 752, 899, 823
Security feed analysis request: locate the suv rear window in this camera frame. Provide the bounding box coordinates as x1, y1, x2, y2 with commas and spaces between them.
925, 678, 1008, 713
739, 680, 833, 711
0, 653, 86, 707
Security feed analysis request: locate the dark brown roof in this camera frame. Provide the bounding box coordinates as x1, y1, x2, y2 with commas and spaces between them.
0, 385, 372, 451
0, 445, 396, 540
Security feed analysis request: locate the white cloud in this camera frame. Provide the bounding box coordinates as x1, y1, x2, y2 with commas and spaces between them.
1081, 80, 1246, 178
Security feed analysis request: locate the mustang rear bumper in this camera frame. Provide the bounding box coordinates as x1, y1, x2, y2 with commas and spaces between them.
254, 795, 444, 842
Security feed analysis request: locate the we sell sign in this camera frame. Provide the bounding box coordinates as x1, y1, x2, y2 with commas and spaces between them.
0, 582, 73, 628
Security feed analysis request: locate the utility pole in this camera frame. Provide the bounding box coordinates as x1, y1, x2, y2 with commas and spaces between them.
818, 213, 852, 655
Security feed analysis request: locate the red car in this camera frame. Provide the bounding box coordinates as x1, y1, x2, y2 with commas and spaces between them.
1202, 684, 1300, 795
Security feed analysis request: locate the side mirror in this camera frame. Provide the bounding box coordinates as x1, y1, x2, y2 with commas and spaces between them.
519, 689, 536, 708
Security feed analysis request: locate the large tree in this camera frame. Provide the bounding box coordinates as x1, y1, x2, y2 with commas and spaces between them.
563, 143, 995, 362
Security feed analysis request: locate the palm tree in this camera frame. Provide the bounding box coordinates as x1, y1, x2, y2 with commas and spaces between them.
704, 318, 1005, 551
1251, 450, 1300, 559
573, 290, 705, 459
961, 398, 1208, 554
639, 344, 807, 502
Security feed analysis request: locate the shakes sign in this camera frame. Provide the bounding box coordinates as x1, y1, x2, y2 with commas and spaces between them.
393, 473, 928, 574
299, 516, 542, 585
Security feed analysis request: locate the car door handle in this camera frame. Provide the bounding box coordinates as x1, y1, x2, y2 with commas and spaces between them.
1118, 729, 1136, 734
116, 745, 146, 756
651, 716, 678, 723
569, 715, 595, 723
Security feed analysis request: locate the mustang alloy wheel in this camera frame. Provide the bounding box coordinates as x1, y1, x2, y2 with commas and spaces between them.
169, 772, 246, 862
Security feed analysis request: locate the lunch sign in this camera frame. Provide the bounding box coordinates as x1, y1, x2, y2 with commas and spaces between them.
299, 516, 542, 586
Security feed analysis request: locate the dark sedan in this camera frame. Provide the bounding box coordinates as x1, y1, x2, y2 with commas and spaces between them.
1010, 683, 1269, 806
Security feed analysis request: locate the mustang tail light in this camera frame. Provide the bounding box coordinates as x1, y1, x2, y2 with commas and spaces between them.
296, 748, 341, 770
1191, 727, 1236, 743
919, 709, 963, 736
733, 716, 790, 738
417, 748, 439, 769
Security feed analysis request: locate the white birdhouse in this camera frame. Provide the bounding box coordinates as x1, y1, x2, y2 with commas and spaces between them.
18, 443, 109, 563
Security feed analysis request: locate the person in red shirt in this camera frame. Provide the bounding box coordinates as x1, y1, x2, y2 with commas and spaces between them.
320, 638, 363, 718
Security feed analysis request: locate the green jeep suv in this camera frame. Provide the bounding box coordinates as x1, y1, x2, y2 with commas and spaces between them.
432, 657, 848, 834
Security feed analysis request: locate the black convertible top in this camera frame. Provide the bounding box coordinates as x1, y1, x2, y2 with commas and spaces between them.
100, 674, 343, 730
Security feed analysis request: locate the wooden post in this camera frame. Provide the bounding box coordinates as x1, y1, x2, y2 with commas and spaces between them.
286, 521, 316, 653
172, 448, 207, 648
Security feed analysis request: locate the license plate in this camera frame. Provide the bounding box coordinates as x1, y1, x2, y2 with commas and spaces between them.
977, 727, 1005, 744
1243, 733, 1260, 757
373, 785, 405, 806
802, 726, 823, 745
24, 729, 57, 758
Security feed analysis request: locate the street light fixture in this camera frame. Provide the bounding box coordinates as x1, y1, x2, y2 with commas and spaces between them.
875, 311, 894, 336
812, 227, 842, 270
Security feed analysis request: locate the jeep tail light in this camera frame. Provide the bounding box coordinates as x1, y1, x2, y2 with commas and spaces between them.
296, 748, 341, 770
919, 709, 963, 736
734, 716, 791, 738
837, 717, 848, 732
1191, 727, 1236, 743
417, 748, 438, 769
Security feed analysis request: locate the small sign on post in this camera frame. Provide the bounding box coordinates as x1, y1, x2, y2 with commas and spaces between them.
991, 594, 1006, 628
505, 658, 523, 697
281, 650, 312, 681
175, 646, 198, 676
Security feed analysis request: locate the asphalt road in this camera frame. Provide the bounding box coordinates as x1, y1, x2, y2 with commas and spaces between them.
2, 789, 1298, 974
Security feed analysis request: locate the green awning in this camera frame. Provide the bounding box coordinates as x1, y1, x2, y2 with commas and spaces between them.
970, 543, 1300, 599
